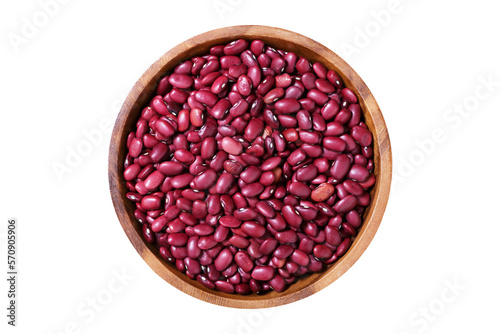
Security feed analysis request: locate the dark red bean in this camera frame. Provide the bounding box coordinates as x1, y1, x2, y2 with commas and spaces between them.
215, 249, 234, 271
276, 230, 298, 244
169, 73, 193, 89
251, 266, 274, 281
224, 39, 248, 55
219, 215, 241, 228
241, 183, 264, 197
241, 221, 266, 238
237, 75, 253, 96
274, 98, 301, 114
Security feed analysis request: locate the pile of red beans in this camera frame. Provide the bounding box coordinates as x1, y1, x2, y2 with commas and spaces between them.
123, 39, 375, 294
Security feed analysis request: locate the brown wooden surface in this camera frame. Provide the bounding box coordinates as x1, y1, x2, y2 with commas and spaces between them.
108, 25, 392, 308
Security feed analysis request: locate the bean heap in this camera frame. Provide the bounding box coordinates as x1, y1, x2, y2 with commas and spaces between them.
123, 39, 376, 294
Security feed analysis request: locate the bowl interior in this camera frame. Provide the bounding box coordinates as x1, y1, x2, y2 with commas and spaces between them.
109, 25, 391, 308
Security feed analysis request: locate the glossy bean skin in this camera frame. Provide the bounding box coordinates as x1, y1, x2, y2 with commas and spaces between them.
123, 38, 376, 295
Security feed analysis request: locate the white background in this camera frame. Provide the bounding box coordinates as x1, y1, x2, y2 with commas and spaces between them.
1, 0, 499, 333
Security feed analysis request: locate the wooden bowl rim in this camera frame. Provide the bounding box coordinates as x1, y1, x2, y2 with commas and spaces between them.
109, 25, 392, 308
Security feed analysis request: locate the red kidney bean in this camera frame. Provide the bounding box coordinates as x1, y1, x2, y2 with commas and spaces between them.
233, 251, 253, 273
151, 98, 169, 115
168, 233, 188, 247
237, 75, 253, 96
240, 166, 262, 184
229, 235, 249, 248
124, 164, 141, 181
214, 249, 233, 271
335, 238, 352, 257
195, 90, 218, 107
224, 39, 248, 55
241, 183, 265, 197
251, 266, 274, 281
348, 164, 370, 182
323, 137, 347, 152
244, 118, 264, 141
223, 160, 242, 175
341, 88, 357, 103
129, 138, 143, 158
276, 229, 298, 244
219, 215, 241, 228
169, 73, 193, 89
287, 148, 306, 166
296, 164, 319, 182
321, 100, 340, 120
333, 195, 358, 213
221, 137, 243, 155
330, 154, 351, 180
144, 170, 165, 190
289, 182, 311, 199
220, 55, 241, 69
298, 131, 320, 145
274, 98, 301, 114
274, 244, 294, 259
241, 221, 266, 238
351, 125, 373, 147
325, 225, 342, 246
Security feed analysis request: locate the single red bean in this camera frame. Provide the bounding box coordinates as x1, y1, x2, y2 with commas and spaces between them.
141, 195, 161, 210
241, 183, 265, 197
281, 205, 303, 228
142, 224, 155, 244
237, 75, 253, 96
287, 148, 306, 165
335, 238, 352, 257
251, 266, 274, 281
129, 138, 143, 158
289, 182, 311, 198
263, 87, 285, 104
274, 98, 301, 114
333, 195, 358, 213
191, 200, 208, 220
342, 88, 357, 103
220, 55, 241, 69
343, 179, 364, 196
195, 90, 218, 107
168, 73, 193, 89
330, 154, 351, 179
244, 118, 264, 141
215, 249, 234, 271
351, 125, 373, 147
215, 173, 235, 194
193, 169, 217, 190
144, 170, 165, 190
241, 221, 266, 238
151, 98, 169, 115
219, 215, 241, 228
296, 164, 319, 182
240, 166, 262, 184
275, 73, 292, 88
278, 115, 297, 128
321, 100, 340, 120
224, 39, 248, 55
235, 251, 254, 272
348, 164, 370, 182
234, 207, 258, 221
124, 164, 141, 181
221, 137, 243, 155
323, 137, 347, 152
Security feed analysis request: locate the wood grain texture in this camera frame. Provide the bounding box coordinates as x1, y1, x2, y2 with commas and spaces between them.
108, 25, 392, 308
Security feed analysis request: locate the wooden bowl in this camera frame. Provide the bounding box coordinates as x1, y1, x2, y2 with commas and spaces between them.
109, 25, 392, 308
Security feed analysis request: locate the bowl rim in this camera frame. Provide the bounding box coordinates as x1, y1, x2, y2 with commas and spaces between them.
109, 25, 392, 308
